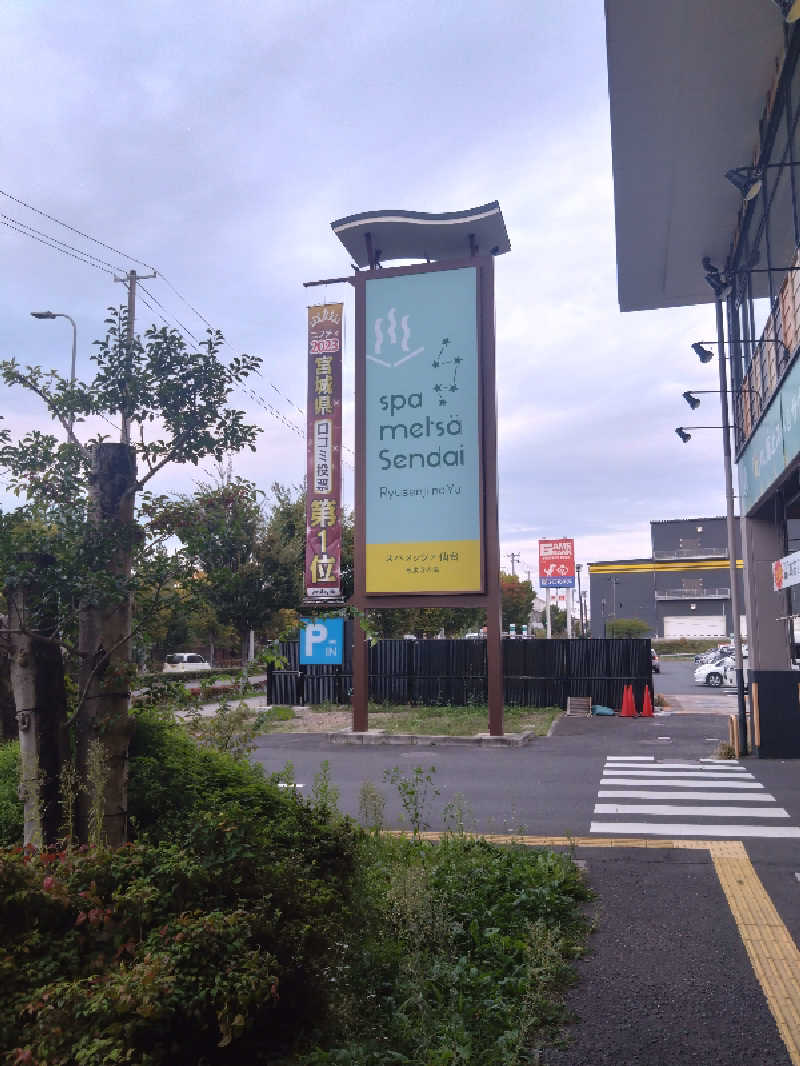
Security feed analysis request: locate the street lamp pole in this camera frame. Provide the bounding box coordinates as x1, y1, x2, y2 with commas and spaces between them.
31, 311, 77, 443
711, 292, 748, 755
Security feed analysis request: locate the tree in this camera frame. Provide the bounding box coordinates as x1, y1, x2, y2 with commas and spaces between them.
548, 606, 568, 636
501, 572, 533, 631
0, 310, 261, 846
151, 479, 298, 668
605, 617, 651, 639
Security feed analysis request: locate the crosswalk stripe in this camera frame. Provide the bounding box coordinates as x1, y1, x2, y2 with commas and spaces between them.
593, 804, 790, 818
590, 823, 800, 838
600, 769, 754, 778
598, 790, 776, 801
604, 762, 748, 771
601, 778, 762, 788
606, 755, 655, 761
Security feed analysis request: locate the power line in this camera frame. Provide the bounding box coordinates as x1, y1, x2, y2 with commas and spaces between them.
0, 217, 115, 275
0, 189, 321, 449
0, 212, 128, 274
0, 186, 156, 272
139, 283, 199, 344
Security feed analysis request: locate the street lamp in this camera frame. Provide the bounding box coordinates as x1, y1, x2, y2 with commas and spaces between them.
31, 311, 77, 443
691, 260, 748, 753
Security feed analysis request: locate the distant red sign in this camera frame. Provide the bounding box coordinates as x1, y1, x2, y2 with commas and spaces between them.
539, 538, 575, 588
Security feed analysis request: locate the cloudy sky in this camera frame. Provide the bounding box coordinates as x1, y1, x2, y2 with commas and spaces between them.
0, 0, 722, 588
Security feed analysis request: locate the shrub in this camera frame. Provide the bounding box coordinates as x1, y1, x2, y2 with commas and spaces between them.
1, 800, 363, 1063
0, 741, 21, 846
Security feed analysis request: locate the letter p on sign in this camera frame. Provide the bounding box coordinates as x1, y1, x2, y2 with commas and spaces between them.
304, 623, 327, 659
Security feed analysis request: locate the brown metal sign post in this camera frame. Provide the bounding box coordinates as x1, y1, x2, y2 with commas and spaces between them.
351, 254, 503, 735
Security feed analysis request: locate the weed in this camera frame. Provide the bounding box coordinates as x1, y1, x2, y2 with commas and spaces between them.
384, 765, 440, 836
312, 760, 341, 815
715, 741, 737, 759
186, 699, 266, 760
357, 780, 385, 833
58, 759, 81, 848
86, 738, 110, 849
442, 791, 476, 835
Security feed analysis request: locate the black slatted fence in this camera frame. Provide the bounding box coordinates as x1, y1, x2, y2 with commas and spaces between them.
268, 630, 651, 711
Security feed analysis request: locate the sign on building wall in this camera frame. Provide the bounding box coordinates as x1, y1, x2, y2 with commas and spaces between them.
305, 303, 343, 600
773, 549, 800, 592
363, 266, 483, 594
539, 538, 575, 588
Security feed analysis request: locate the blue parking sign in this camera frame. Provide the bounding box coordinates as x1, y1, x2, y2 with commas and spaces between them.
299, 618, 344, 664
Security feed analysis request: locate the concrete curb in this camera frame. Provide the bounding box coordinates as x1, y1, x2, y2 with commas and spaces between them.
327, 729, 538, 747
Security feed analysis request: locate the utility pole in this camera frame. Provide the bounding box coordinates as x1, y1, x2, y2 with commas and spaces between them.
114, 269, 156, 444
508, 551, 519, 576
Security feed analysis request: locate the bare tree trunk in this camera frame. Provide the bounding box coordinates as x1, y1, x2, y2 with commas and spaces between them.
208, 636, 215, 667
0, 615, 16, 741
4, 563, 69, 847
77, 443, 137, 847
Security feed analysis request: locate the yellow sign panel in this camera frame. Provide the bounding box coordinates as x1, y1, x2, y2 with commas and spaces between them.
366, 539, 481, 594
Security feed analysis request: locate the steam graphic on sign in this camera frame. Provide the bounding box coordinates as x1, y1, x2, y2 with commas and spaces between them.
369, 306, 425, 367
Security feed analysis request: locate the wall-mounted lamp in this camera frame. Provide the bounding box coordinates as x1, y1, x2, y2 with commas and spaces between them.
691, 338, 792, 361
771, 0, 800, 24
675, 426, 722, 443
702, 257, 733, 299
692, 342, 715, 363
725, 161, 800, 202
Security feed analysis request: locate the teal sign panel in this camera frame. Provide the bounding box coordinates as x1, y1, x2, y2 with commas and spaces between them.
363, 266, 483, 594
364, 267, 480, 542
738, 396, 786, 514
781, 357, 800, 467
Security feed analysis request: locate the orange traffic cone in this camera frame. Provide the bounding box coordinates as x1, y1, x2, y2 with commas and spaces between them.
641, 686, 654, 717
619, 684, 635, 717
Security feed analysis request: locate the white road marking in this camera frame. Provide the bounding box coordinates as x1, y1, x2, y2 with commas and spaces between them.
601, 778, 763, 788
606, 755, 655, 761
604, 762, 748, 771
590, 823, 800, 838
598, 790, 776, 801
593, 804, 790, 818
599, 770, 754, 779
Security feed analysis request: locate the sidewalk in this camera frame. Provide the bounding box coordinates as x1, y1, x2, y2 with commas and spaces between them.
539, 839, 794, 1066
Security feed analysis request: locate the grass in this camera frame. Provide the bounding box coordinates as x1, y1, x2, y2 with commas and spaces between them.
653, 638, 722, 655
307, 701, 561, 736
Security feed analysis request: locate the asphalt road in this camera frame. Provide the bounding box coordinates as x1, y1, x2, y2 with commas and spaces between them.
251, 714, 766, 838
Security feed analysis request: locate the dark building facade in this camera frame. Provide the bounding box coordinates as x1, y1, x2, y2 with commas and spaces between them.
589, 517, 745, 640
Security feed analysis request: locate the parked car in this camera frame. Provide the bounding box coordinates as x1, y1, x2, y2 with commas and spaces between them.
694, 657, 735, 687
651, 648, 660, 673
162, 652, 211, 673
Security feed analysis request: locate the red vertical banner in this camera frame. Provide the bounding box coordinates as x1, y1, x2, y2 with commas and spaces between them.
305, 303, 343, 600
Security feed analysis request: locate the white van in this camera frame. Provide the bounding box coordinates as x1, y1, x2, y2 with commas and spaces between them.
162, 652, 211, 673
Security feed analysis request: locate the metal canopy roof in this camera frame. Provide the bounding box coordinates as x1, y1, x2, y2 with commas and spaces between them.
605, 0, 785, 312
330, 202, 510, 267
